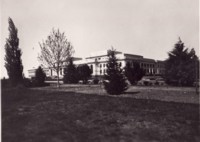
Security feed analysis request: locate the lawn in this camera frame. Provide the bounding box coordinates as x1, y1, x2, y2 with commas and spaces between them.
2, 86, 200, 142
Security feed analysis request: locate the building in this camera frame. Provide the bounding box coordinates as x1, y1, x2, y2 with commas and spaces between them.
28, 57, 82, 78
84, 50, 165, 77
28, 50, 165, 78
84, 50, 124, 76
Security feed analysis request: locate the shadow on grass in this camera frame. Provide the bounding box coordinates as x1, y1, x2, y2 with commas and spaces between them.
123, 91, 140, 95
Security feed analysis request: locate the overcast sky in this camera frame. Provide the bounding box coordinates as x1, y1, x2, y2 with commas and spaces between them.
0, 0, 199, 78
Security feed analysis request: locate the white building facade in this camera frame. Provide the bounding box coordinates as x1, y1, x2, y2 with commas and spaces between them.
83, 50, 165, 77
28, 50, 165, 78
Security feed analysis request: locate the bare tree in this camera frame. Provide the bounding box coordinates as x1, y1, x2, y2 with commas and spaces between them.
38, 28, 74, 87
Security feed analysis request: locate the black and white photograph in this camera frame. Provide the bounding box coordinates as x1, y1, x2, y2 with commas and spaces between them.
0, 0, 199, 141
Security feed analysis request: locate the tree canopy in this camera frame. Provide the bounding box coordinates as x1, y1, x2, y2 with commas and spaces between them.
4, 17, 24, 86
165, 38, 199, 86
38, 28, 74, 87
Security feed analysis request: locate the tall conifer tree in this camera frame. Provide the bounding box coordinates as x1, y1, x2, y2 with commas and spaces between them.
104, 48, 128, 95
63, 58, 79, 84
35, 66, 46, 86
165, 38, 199, 86
4, 17, 23, 86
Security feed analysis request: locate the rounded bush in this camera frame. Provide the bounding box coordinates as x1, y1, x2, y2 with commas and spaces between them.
93, 78, 99, 84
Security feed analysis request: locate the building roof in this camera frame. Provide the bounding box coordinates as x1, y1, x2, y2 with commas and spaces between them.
86, 50, 122, 59
142, 58, 156, 62
124, 53, 143, 59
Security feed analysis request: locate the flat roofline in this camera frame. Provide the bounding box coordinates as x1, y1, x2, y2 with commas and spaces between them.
86, 55, 107, 59
142, 58, 156, 62
84, 58, 125, 64
86, 51, 122, 59
124, 53, 143, 58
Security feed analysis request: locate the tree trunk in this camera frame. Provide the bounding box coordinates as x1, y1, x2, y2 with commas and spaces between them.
195, 83, 199, 94
57, 69, 60, 88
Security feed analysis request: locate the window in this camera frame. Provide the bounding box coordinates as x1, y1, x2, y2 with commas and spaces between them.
100, 70, 102, 74
100, 64, 102, 68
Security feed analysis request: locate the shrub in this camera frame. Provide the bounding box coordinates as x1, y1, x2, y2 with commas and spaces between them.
23, 78, 32, 87
155, 81, 159, 85
93, 78, 99, 84
124, 62, 145, 85
144, 81, 149, 86
63, 58, 79, 84
77, 64, 92, 84
1, 77, 35, 88
34, 66, 46, 86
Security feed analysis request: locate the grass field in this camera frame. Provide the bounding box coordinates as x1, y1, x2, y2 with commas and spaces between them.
2, 85, 200, 142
